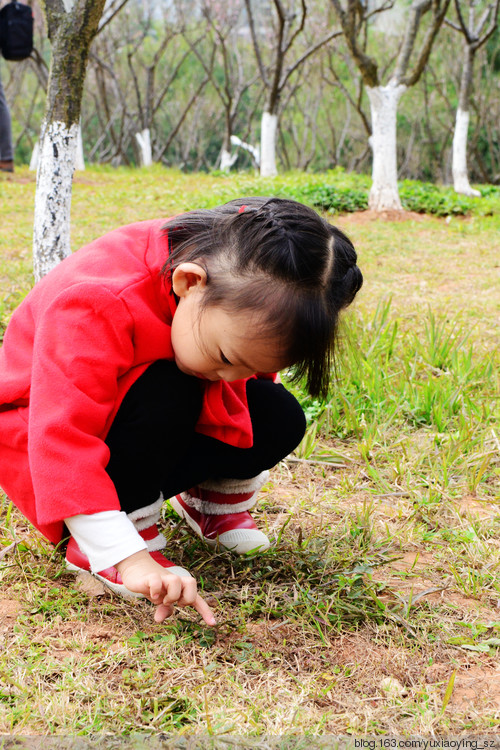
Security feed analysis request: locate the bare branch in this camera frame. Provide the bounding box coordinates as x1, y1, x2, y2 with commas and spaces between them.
453, 0, 472, 41
273, 0, 286, 26
186, 30, 226, 104
401, 0, 452, 87
29, 49, 49, 89
444, 17, 463, 31
364, 0, 395, 23
323, 50, 371, 135
280, 29, 342, 89
244, 0, 269, 87
393, 0, 433, 81
447, 0, 499, 51
283, 0, 307, 56
127, 50, 145, 127
475, 5, 493, 37
97, 0, 130, 35
329, 0, 379, 86
152, 47, 193, 117
267, 0, 287, 110
157, 75, 211, 159
474, 0, 500, 50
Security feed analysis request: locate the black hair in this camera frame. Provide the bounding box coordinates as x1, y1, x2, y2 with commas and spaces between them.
162, 197, 363, 398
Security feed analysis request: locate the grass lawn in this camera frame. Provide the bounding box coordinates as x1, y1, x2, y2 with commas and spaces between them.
0, 167, 499, 740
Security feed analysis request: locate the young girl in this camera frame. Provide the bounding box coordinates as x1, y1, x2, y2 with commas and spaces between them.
0, 197, 362, 625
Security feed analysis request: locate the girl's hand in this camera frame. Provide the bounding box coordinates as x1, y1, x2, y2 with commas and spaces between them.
115, 550, 216, 625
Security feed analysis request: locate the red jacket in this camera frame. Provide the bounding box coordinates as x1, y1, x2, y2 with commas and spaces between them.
0, 219, 254, 544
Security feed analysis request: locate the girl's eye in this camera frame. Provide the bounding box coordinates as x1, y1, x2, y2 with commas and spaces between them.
220, 351, 232, 365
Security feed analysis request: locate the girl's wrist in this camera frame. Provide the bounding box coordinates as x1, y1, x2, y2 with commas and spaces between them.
115, 549, 152, 574
65, 511, 147, 573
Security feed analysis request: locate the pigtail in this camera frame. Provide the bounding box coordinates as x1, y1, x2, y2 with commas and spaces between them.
327, 226, 363, 312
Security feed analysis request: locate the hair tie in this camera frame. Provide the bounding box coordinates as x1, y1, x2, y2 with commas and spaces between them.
238, 205, 247, 213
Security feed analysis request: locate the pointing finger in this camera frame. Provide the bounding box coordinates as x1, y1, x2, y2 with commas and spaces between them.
193, 593, 216, 626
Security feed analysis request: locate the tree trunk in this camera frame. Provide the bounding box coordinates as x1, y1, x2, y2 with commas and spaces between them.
219, 126, 237, 172
452, 107, 480, 196
230, 135, 260, 168
30, 122, 85, 173
33, 0, 106, 281
366, 81, 407, 211
220, 147, 239, 171
33, 121, 80, 281
452, 47, 480, 196
135, 128, 153, 167
260, 110, 278, 177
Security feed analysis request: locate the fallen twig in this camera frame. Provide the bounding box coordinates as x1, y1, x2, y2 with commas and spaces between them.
285, 457, 347, 468
0, 541, 18, 561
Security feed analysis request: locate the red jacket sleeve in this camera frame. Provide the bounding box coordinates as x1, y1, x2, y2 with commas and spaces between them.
28, 283, 136, 525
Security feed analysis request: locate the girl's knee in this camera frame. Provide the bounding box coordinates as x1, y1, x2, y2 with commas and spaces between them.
274, 384, 307, 445
247, 379, 306, 457
114, 360, 203, 432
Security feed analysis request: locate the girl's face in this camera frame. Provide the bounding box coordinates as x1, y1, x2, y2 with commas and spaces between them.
170, 263, 286, 381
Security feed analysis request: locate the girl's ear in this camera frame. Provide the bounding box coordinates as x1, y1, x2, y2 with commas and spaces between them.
171, 263, 207, 297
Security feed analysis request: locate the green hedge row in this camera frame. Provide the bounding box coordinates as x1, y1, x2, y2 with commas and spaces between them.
287, 178, 499, 217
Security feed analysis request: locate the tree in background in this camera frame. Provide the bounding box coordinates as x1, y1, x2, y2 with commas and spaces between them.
33, 0, 111, 280
245, 0, 341, 176
124, 6, 186, 167
85, 1, 213, 169
320, 40, 373, 172
117, 4, 212, 167
330, 0, 451, 211
446, 0, 499, 195
180, 1, 261, 171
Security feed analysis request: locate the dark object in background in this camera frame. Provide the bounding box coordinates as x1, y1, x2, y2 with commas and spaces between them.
0, 0, 33, 61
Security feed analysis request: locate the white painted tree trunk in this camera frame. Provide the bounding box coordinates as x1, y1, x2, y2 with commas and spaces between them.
29, 142, 39, 171
452, 107, 480, 197
260, 111, 278, 177
231, 135, 260, 168
135, 128, 153, 167
366, 82, 407, 211
30, 122, 85, 172
33, 120, 79, 282
220, 147, 238, 172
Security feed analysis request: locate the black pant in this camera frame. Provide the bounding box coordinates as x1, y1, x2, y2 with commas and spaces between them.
105, 361, 306, 514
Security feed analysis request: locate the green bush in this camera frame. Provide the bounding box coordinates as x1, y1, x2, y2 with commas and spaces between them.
295, 184, 369, 213
398, 181, 476, 216
476, 184, 500, 198
287, 178, 498, 217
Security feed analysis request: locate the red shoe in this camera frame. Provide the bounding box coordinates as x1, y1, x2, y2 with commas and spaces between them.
0, 161, 14, 173
170, 494, 270, 554
65, 526, 191, 599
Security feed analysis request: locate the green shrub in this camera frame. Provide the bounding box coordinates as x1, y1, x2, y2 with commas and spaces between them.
284, 175, 497, 217
295, 184, 369, 213
476, 184, 500, 198
399, 180, 477, 216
